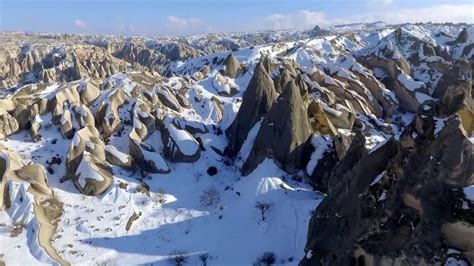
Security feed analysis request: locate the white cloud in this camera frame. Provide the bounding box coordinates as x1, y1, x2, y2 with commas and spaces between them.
249, 4, 472, 32
367, 0, 393, 6
73, 19, 87, 29
165, 16, 206, 34
118, 24, 136, 35
255, 10, 329, 31
363, 4, 474, 24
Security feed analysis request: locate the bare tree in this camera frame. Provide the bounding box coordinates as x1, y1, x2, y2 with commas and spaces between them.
200, 187, 220, 207
168, 250, 188, 266
255, 201, 274, 221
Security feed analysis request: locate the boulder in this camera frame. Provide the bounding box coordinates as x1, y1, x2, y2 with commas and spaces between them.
95, 87, 127, 136
212, 73, 240, 96
78, 80, 101, 105
15, 164, 52, 197
323, 103, 356, 129
434, 59, 472, 116
30, 114, 42, 142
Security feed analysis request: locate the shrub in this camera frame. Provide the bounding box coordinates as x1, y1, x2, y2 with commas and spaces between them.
254, 251, 277, 266
199, 253, 210, 266
168, 250, 187, 266
200, 187, 220, 207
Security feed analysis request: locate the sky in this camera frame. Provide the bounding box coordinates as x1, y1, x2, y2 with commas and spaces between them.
0, 0, 473, 36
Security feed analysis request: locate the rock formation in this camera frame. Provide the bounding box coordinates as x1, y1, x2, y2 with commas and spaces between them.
66, 126, 113, 196
301, 110, 474, 265
241, 80, 312, 175
221, 53, 241, 79
225, 61, 278, 157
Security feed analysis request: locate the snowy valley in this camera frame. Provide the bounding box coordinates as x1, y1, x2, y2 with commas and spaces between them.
0, 22, 473, 265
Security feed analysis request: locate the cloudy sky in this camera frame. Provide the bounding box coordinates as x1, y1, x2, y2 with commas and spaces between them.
0, 0, 473, 36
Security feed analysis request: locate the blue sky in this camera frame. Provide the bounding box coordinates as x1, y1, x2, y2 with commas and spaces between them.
0, 0, 473, 36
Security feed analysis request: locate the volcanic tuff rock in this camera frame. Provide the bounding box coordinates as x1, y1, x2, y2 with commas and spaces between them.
159, 116, 201, 163
221, 53, 241, 79
225, 60, 278, 157
0, 23, 473, 265
66, 126, 113, 196
241, 80, 312, 176
301, 108, 474, 265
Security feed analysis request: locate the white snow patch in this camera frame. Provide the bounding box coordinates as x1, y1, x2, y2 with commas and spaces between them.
306, 135, 332, 176
464, 185, 474, 202
105, 145, 129, 163
368, 138, 389, 154
370, 171, 385, 186
415, 92, 433, 104
164, 119, 200, 156
76, 153, 105, 188
397, 72, 424, 91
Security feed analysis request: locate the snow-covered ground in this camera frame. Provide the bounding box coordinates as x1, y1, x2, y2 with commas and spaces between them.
0, 122, 321, 264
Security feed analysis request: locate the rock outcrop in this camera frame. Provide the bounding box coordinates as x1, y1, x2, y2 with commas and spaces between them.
221, 53, 241, 79
302, 109, 474, 265
129, 129, 170, 174
242, 80, 312, 175
225, 61, 278, 157
447, 28, 469, 45
159, 117, 201, 163
66, 126, 113, 196
0, 109, 19, 139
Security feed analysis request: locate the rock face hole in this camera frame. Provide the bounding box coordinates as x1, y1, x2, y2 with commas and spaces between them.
207, 166, 218, 176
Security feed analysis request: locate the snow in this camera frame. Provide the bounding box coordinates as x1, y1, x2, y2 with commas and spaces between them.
164, 118, 200, 156
370, 171, 385, 186
464, 186, 474, 202
415, 92, 433, 104
105, 145, 130, 164
397, 72, 424, 92
368, 138, 389, 154
378, 190, 387, 201
71, 133, 81, 148
140, 148, 170, 172
0, 181, 55, 265
1, 110, 321, 265
76, 153, 105, 188
306, 135, 332, 176
2, 22, 472, 266
237, 119, 263, 165
434, 118, 446, 136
